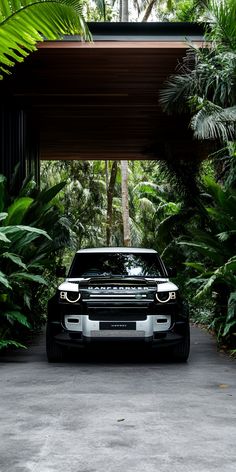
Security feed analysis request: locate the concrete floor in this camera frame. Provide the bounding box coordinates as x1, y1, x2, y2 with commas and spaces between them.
0, 326, 235, 472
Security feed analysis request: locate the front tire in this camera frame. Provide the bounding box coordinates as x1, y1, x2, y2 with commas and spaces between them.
46, 324, 66, 362
171, 327, 190, 362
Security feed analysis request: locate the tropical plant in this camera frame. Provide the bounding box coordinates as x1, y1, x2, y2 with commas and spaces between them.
0, 0, 93, 79
0, 176, 50, 349
178, 173, 236, 344
160, 0, 236, 144
41, 160, 108, 250
0, 171, 74, 350
157, 0, 236, 348
0, 225, 49, 350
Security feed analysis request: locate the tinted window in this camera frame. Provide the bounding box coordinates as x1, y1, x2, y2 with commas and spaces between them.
68, 253, 165, 278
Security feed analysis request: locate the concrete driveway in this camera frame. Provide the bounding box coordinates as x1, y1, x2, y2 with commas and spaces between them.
0, 326, 235, 472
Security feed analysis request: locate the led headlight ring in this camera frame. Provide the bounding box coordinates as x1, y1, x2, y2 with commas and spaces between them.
156, 291, 176, 303
60, 291, 81, 303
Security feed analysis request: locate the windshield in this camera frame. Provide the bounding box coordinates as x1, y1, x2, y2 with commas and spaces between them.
68, 253, 166, 278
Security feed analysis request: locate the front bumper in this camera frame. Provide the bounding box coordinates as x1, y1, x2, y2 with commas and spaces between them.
48, 318, 188, 347
48, 289, 189, 349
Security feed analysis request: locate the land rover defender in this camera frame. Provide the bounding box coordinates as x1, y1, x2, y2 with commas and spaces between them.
46, 247, 190, 362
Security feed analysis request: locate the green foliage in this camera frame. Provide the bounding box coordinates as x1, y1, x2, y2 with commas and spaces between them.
41, 160, 110, 251
156, 0, 205, 21
207, 0, 236, 50
157, 0, 236, 349
178, 171, 236, 345
0, 171, 73, 351
160, 0, 236, 144
0, 0, 91, 79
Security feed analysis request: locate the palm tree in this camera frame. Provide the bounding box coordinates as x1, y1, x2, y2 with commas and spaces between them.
159, 0, 236, 144
0, 0, 91, 79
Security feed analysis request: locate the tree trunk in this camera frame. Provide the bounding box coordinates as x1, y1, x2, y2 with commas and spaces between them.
105, 160, 109, 193
106, 160, 118, 246
120, 0, 128, 21
141, 0, 156, 22
121, 160, 131, 246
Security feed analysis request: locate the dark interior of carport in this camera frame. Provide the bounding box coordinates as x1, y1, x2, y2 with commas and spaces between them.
0, 22, 206, 185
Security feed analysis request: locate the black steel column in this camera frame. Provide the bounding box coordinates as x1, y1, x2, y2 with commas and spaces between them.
0, 103, 40, 190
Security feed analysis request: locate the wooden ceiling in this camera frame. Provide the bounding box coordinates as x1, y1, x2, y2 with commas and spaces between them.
3, 23, 205, 161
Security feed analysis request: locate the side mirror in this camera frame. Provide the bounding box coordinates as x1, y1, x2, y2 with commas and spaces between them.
56, 265, 66, 278
167, 267, 177, 278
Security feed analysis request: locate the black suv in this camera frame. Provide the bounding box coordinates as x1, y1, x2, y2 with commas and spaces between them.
46, 247, 190, 362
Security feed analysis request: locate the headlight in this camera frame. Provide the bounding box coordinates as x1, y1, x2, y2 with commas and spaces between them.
60, 291, 81, 303
156, 291, 176, 303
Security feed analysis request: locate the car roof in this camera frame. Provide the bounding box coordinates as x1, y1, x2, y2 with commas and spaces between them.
76, 247, 157, 254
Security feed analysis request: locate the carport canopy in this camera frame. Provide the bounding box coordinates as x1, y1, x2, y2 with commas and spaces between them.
3, 22, 206, 162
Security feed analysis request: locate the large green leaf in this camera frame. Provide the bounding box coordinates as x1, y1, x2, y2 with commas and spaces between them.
0, 339, 26, 350
204, 175, 236, 216
10, 272, 47, 285
1, 252, 27, 270
0, 229, 11, 243
23, 181, 67, 224
0, 225, 51, 239
226, 292, 236, 321
206, 207, 236, 231
203, 175, 226, 205
0, 270, 11, 289
36, 181, 67, 205
4, 197, 34, 225
0, 212, 8, 222
187, 228, 225, 251
178, 241, 224, 265
5, 231, 48, 255
0, 0, 91, 79
3, 310, 31, 328
193, 256, 236, 300
184, 262, 206, 273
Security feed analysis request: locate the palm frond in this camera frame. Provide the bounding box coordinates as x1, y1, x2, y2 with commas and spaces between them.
217, 230, 236, 242
139, 197, 156, 215
133, 181, 165, 195
129, 218, 143, 247
178, 240, 224, 265
193, 255, 236, 299
159, 71, 196, 114
191, 100, 236, 142
0, 0, 90, 78
207, 0, 236, 50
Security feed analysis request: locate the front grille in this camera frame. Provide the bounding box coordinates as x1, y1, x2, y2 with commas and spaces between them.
89, 313, 147, 321
81, 280, 156, 304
